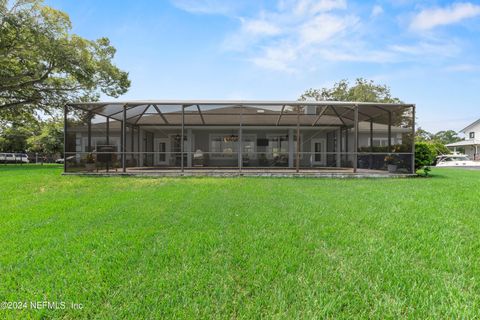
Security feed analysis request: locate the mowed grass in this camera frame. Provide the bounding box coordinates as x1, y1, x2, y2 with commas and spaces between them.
0, 165, 479, 319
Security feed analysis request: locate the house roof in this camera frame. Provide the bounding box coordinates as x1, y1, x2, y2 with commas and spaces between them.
445, 139, 480, 147
460, 119, 480, 133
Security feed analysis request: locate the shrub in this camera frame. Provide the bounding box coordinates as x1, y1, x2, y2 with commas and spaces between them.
428, 141, 450, 156
415, 142, 436, 170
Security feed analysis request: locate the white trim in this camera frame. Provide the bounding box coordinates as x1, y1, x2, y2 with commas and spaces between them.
311, 138, 326, 166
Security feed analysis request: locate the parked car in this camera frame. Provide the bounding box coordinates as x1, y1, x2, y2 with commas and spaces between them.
0, 153, 30, 163
55, 156, 75, 164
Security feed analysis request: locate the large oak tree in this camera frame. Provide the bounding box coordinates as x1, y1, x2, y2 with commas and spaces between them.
0, 0, 130, 117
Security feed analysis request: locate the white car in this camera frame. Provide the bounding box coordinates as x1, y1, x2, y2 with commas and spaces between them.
436, 154, 480, 167
0, 153, 29, 163
55, 156, 75, 164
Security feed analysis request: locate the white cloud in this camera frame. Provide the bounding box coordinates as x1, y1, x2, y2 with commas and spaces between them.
410, 2, 480, 31
174, 0, 474, 72
389, 40, 461, 58
222, 1, 364, 72
445, 64, 480, 72
251, 45, 298, 72
371, 5, 384, 17
242, 19, 281, 36
299, 14, 354, 45
170, 0, 236, 15
292, 0, 347, 15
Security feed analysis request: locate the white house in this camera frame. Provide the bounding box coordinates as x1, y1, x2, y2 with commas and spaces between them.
446, 119, 480, 160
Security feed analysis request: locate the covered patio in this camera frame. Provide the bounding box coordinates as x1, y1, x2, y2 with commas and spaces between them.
64, 100, 415, 176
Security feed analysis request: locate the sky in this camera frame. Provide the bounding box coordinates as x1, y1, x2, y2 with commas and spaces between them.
45, 0, 480, 133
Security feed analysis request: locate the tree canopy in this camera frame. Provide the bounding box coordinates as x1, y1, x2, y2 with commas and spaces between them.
415, 128, 462, 145
299, 78, 402, 103
0, 0, 130, 117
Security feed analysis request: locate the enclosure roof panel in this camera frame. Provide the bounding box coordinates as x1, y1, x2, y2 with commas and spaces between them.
67, 100, 413, 126
68, 100, 414, 108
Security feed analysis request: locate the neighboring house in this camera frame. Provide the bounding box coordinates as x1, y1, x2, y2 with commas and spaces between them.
64, 100, 415, 175
445, 119, 480, 160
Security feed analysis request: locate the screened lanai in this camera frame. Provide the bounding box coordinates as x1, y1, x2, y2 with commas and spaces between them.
64, 100, 415, 176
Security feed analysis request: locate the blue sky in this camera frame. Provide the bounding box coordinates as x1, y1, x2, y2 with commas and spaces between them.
46, 0, 480, 133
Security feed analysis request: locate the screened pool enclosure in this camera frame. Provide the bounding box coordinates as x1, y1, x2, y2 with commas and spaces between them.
64, 100, 415, 175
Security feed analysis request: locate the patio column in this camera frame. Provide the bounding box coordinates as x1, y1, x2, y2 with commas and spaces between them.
106, 116, 110, 172
137, 126, 141, 166
336, 128, 341, 167
87, 112, 92, 152
238, 107, 243, 172
63, 104, 68, 173
370, 119, 374, 169
288, 129, 294, 168
353, 105, 358, 173
181, 105, 185, 173
131, 124, 134, 162
187, 128, 192, 168
411, 105, 416, 173
296, 106, 300, 173
122, 104, 127, 173
388, 111, 392, 152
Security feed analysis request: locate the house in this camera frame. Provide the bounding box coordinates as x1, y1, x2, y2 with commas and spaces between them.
64, 100, 415, 176
445, 119, 480, 160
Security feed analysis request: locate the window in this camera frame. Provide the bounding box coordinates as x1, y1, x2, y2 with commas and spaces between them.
209, 134, 256, 159
82, 137, 120, 153
266, 134, 302, 159
368, 138, 395, 147
266, 135, 288, 159
470, 132, 475, 139
242, 135, 256, 159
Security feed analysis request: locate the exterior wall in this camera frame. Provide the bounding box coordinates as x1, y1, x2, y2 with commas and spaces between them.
465, 146, 477, 159
462, 121, 480, 141
69, 127, 411, 169
459, 120, 480, 160
66, 122, 413, 173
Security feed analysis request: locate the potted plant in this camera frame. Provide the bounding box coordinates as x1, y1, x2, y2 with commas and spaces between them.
84, 153, 96, 172
384, 155, 397, 173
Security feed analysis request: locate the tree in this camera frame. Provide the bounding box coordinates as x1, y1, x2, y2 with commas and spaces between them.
27, 118, 63, 155
0, 122, 38, 151
414, 127, 462, 154
415, 127, 433, 142
432, 130, 462, 145
0, 0, 130, 117
299, 78, 401, 103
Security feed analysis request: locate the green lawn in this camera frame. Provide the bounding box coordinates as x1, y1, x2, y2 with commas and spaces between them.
1, 165, 479, 319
